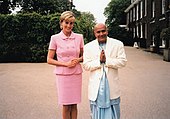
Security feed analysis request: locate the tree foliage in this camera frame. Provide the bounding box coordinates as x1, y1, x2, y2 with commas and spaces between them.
0, 13, 52, 62
16, 0, 71, 15
0, 0, 71, 15
104, 0, 132, 45
0, 0, 97, 62
74, 12, 96, 43
0, 11, 96, 62
0, 0, 14, 14
104, 0, 130, 25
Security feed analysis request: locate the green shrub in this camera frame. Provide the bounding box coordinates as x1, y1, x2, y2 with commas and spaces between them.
0, 12, 95, 62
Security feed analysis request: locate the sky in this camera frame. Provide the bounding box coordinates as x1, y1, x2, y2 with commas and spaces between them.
74, 0, 111, 23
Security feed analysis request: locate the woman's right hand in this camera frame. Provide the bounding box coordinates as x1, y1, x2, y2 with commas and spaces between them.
66, 58, 81, 67
66, 60, 77, 68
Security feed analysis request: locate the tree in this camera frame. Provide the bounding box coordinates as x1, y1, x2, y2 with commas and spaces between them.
104, 0, 130, 25
74, 12, 96, 43
0, 0, 22, 14
104, 0, 131, 44
0, 0, 11, 14
17, 0, 71, 15
0, 0, 72, 15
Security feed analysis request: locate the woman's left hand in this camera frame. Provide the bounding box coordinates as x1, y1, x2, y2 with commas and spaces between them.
71, 58, 80, 65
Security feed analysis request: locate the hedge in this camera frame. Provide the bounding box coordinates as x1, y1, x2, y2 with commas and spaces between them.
0, 13, 60, 62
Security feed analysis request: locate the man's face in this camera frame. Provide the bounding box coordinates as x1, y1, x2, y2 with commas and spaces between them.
94, 24, 108, 43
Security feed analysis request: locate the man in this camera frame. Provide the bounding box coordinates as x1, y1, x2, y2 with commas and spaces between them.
83, 23, 127, 119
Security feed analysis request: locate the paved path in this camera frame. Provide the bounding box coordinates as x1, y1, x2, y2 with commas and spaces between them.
0, 46, 170, 119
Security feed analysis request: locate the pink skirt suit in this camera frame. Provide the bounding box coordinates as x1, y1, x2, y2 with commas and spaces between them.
48, 31, 84, 105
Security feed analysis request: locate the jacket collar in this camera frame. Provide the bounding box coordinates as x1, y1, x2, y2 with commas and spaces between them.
95, 37, 109, 46
60, 31, 75, 40
94, 37, 111, 55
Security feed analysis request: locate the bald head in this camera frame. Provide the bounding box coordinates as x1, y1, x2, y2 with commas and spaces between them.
93, 23, 108, 43
94, 23, 107, 32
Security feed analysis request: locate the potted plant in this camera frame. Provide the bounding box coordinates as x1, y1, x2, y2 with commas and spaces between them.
160, 27, 170, 62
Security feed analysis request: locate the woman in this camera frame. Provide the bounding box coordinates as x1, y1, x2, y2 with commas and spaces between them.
47, 11, 84, 119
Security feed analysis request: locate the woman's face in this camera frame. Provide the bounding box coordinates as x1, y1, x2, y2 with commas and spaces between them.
61, 18, 75, 34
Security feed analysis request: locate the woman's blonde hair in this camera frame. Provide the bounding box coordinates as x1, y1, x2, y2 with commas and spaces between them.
59, 11, 75, 29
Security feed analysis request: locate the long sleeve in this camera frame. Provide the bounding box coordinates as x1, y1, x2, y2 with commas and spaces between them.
106, 42, 127, 69
83, 43, 102, 71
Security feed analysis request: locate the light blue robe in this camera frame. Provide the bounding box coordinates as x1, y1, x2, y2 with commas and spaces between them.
90, 43, 120, 119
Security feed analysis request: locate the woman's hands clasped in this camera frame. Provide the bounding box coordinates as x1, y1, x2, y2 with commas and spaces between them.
66, 58, 80, 68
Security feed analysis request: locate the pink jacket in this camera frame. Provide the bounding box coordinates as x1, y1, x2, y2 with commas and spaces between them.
49, 31, 84, 75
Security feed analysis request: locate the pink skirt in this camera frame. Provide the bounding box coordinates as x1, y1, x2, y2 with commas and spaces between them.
56, 74, 82, 105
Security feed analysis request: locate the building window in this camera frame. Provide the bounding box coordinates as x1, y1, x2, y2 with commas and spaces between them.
145, 23, 147, 39
162, 0, 165, 14
136, 4, 139, 20
151, 0, 155, 18
130, 10, 132, 22
133, 27, 136, 38
144, 0, 147, 16
140, 1, 143, 18
136, 25, 139, 37
151, 35, 155, 46
127, 12, 129, 24
133, 7, 135, 21
140, 23, 143, 38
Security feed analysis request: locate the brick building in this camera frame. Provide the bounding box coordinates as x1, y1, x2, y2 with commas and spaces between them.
125, 0, 170, 53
